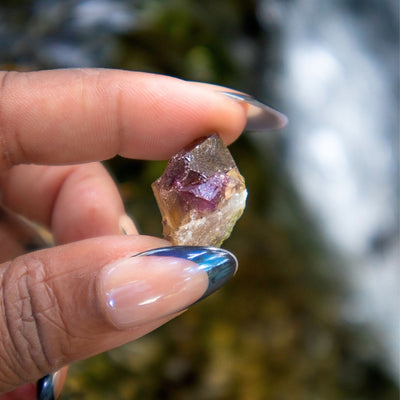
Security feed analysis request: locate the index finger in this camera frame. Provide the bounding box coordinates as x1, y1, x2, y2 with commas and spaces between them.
0, 68, 248, 170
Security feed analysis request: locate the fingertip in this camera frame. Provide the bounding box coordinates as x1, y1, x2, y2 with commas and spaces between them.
184, 81, 249, 145
115, 73, 249, 159
50, 163, 126, 243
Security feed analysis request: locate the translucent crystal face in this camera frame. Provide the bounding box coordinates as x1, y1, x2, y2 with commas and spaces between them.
152, 134, 247, 247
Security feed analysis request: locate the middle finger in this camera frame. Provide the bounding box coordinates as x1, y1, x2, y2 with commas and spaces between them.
0, 162, 137, 244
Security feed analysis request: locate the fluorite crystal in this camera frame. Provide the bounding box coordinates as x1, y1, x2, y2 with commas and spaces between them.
152, 134, 247, 246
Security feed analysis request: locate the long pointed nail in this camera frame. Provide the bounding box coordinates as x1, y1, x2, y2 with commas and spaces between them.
220, 91, 288, 131
37, 366, 68, 400
98, 246, 237, 329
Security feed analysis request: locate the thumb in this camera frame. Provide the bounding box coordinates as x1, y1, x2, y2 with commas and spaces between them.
0, 235, 237, 394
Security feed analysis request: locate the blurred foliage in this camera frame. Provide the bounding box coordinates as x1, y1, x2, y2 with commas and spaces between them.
0, 0, 397, 399
116, 0, 263, 86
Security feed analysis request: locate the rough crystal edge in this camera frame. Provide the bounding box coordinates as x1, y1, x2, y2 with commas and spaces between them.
165, 189, 248, 247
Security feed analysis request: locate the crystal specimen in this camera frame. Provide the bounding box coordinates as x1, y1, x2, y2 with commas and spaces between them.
152, 134, 247, 246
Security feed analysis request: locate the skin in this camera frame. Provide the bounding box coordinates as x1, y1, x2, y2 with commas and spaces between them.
0, 68, 247, 398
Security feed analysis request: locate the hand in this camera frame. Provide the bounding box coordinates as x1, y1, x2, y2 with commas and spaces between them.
0, 68, 248, 398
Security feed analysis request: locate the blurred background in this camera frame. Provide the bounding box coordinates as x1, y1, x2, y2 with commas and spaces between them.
1, 0, 398, 399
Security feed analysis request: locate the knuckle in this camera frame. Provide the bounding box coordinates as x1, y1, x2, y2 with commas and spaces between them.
0, 254, 68, 387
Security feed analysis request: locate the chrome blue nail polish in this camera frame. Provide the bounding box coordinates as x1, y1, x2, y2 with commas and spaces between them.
220, 91, 288, 131
135, 246, 238, 301
37, 374, 54, 400
37, 367, 68, 400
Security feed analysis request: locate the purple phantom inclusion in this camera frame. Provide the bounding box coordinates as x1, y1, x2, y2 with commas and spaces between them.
176, 172, 229, 213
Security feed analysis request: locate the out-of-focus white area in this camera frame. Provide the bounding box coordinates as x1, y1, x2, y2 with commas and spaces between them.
259, 0, 399, 381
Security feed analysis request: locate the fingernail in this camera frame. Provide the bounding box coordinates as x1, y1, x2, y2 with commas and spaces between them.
37, 366, 68, 400
98, 246, 237, 329
119, 214, 138, 235
219, 91, 288, 131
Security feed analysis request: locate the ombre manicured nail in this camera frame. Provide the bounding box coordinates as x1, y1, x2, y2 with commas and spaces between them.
98, 246, 238, 329
220, 91, 288, 131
